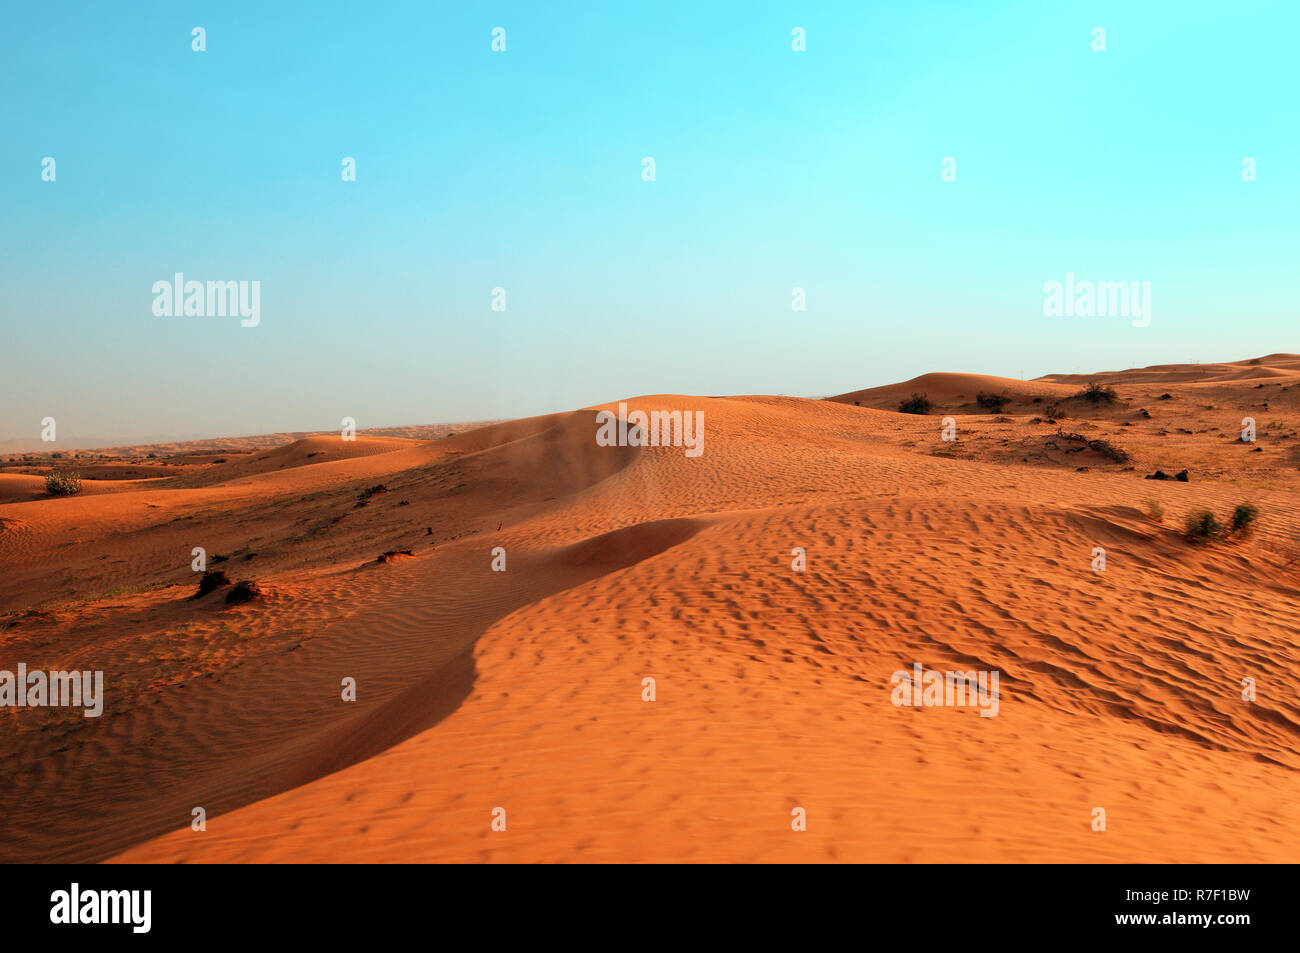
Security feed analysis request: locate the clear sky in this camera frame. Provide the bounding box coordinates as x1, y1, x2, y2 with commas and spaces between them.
3, 1, 1297, 445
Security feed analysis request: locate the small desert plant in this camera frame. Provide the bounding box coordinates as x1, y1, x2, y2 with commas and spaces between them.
898, 393, 932, 415
1056, 430, 1130, 464
1184, 509, 1224, 543
976, 391, 1011, 412
193, 570, 231, 598
1145, 500, 1165, 523
1229, 503, 1260, 537
225, 580, 263, 604
1089, 438, 1130, 463
1045, 404, 1067, 420
1077, 381, 1118, 404
44, 471, 82, 496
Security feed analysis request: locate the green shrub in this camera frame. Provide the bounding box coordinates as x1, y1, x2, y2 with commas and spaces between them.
1077, 381, 1118, 404
44, 471, 82, 496
193, 570, 231, 598
898, 393, 932, 415
1184, 509, 1223, 543
976, 391, 1011, 412
1230, 503, 1260, 537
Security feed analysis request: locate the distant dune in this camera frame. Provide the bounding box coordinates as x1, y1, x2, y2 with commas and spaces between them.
830, 372, 1078, 410
2, 356, 1299, 863
0, 421, 497, 457
1036, 353, 1300, 386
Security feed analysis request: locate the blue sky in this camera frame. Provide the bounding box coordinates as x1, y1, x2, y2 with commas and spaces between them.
2, 1, 1297, 444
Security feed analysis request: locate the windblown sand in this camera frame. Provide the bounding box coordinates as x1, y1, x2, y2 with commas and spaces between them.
3, 356, 1299, 863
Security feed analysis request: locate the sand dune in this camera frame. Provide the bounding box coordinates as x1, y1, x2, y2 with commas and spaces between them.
831, 372, 1078, 410
1037, 353, 1300, 386
3, 357, 1299, 863
161, 436, 422, 488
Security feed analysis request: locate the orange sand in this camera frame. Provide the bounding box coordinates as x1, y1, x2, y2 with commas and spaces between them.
2, 356, 1299, 863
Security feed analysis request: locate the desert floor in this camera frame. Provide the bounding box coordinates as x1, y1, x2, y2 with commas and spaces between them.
3, 355, 1299, 863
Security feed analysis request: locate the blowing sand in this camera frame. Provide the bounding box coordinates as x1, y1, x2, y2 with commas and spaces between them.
3, 355, 1299, 863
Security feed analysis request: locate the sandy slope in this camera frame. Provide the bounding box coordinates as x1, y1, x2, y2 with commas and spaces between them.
3, 357, 1300, 863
